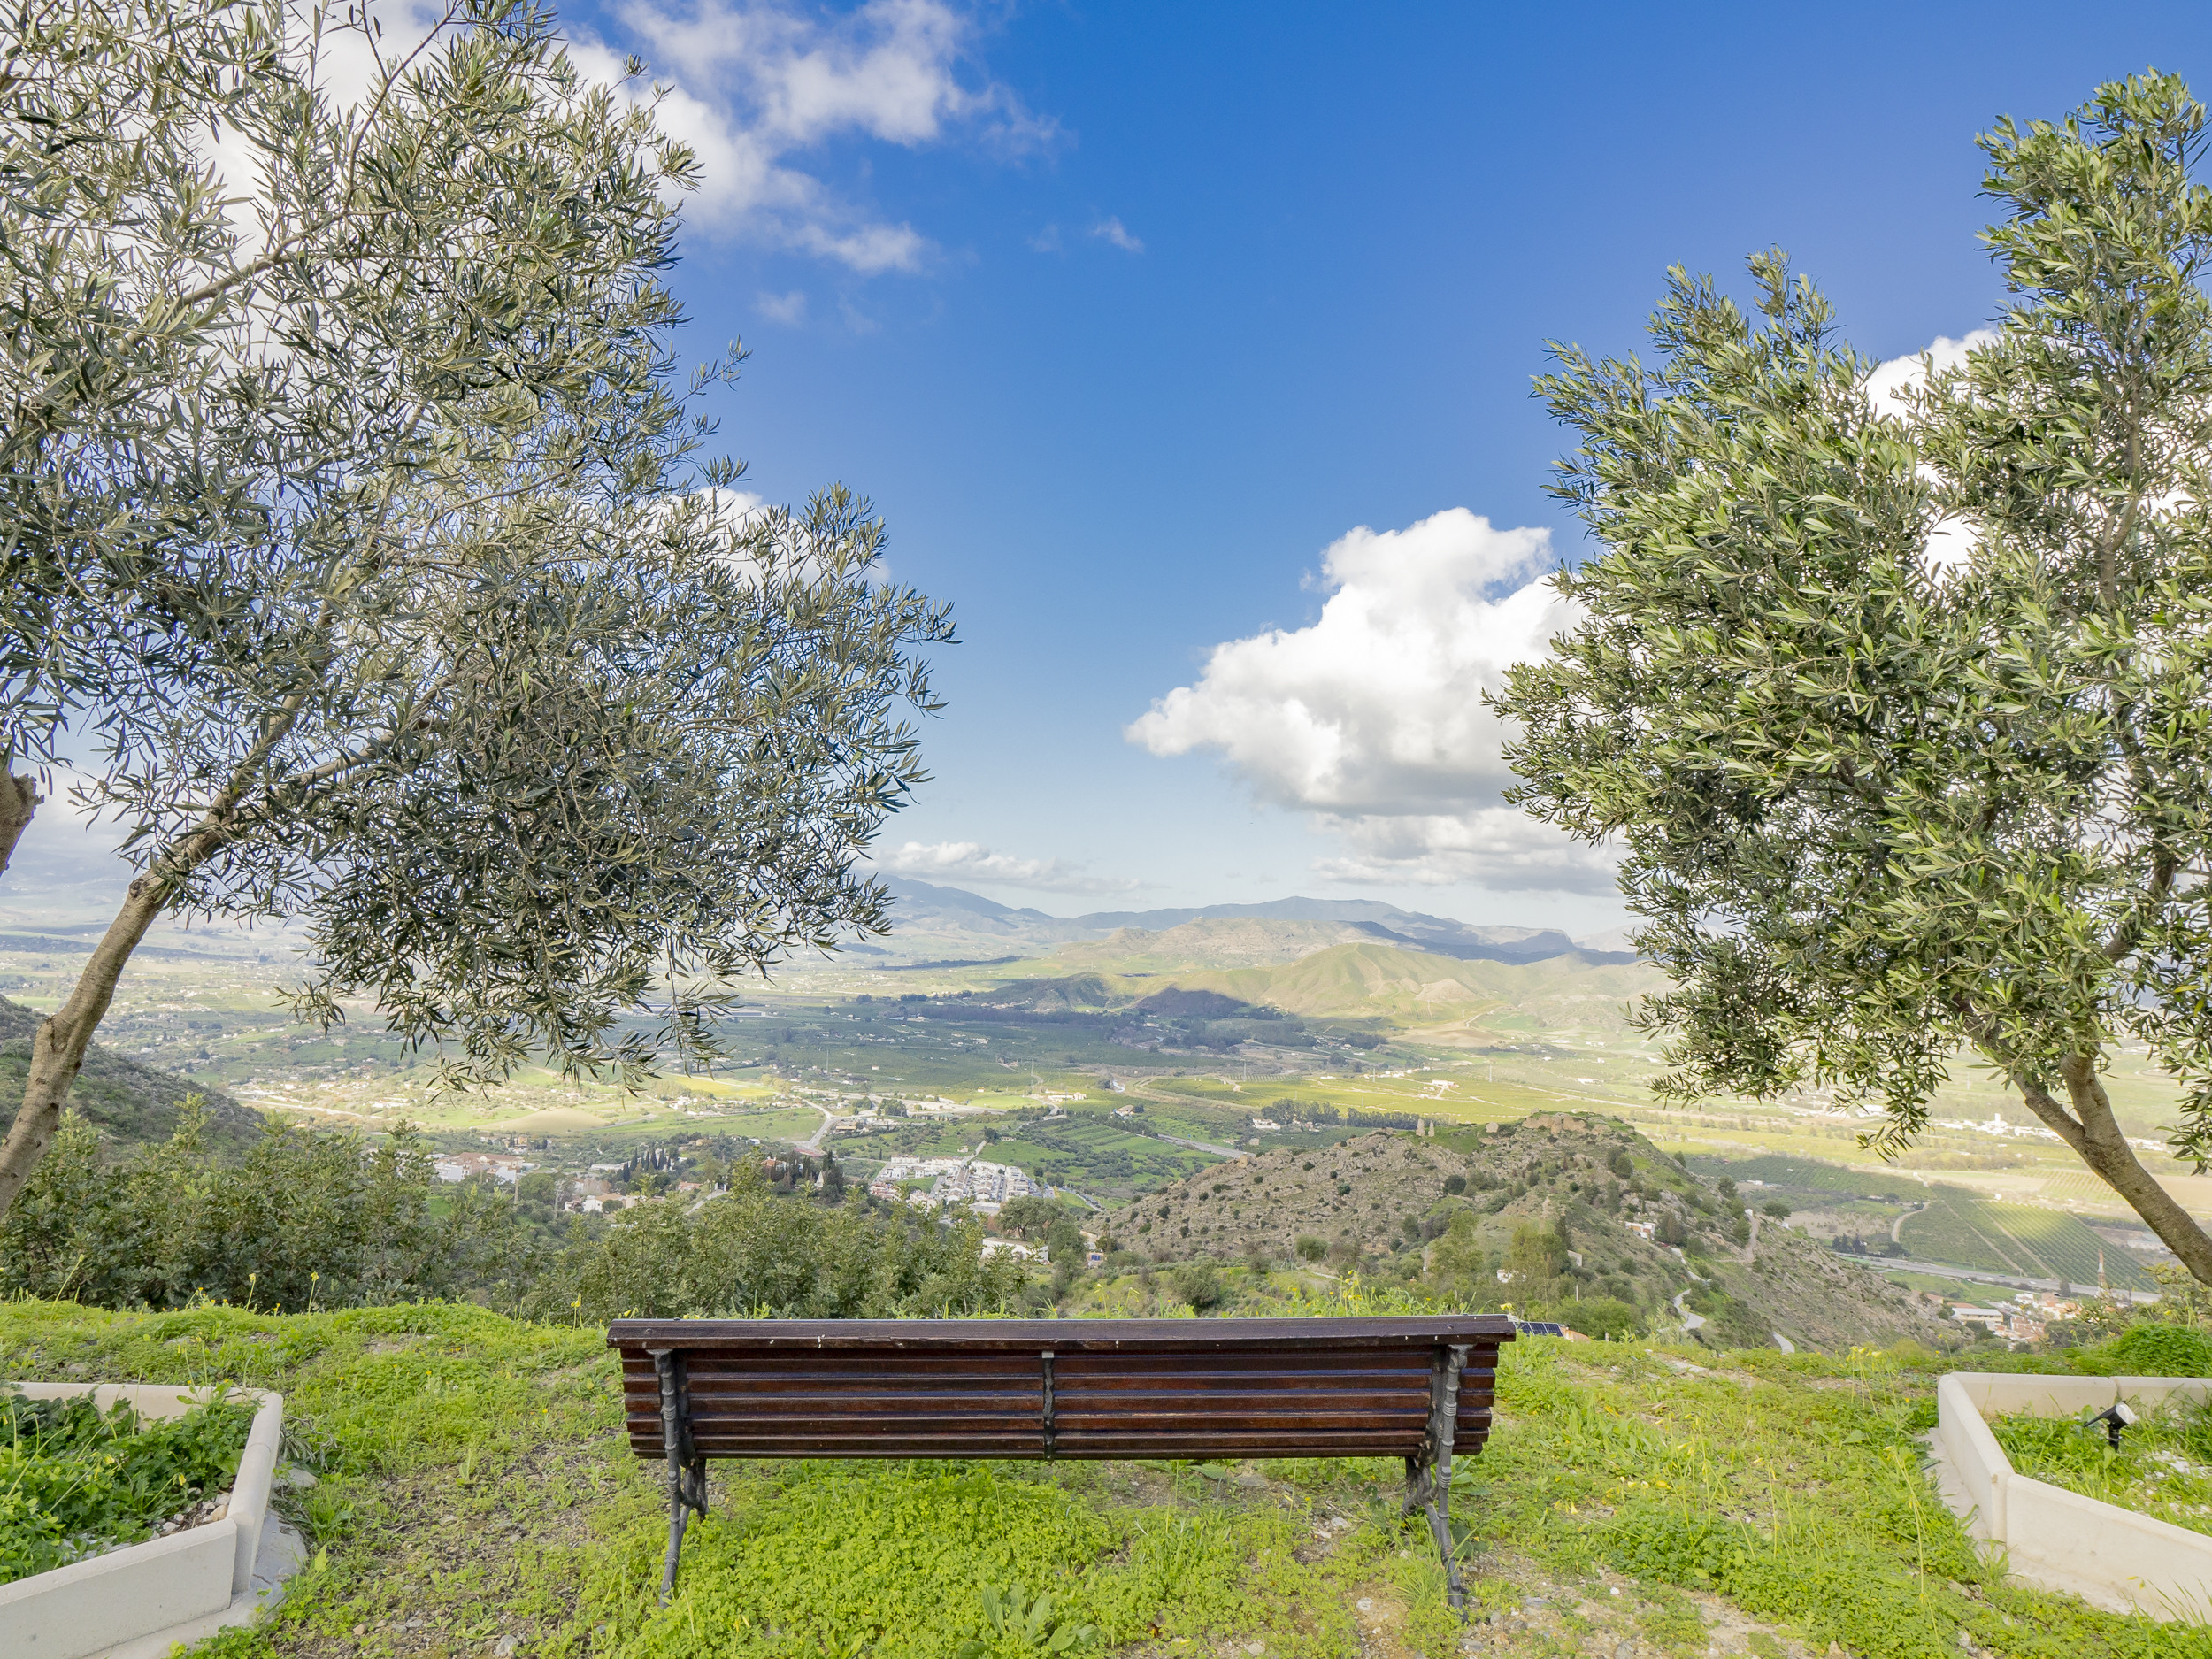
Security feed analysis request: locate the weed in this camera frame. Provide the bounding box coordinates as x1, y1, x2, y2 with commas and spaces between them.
0, 1386, 254, 1583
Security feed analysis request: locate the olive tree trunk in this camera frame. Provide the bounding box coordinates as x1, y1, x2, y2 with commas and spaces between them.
2011, 1052, 2212, 1287
0, 870, 170, 1217
0, 772, 36, 877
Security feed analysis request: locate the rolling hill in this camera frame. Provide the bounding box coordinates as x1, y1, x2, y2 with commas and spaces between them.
0, 995, 265, 1156
1109, 1114, 1947, 1353
865, 878, 1637, 970
964, 937, 1669, 1047
1164, 941, 1666, 1025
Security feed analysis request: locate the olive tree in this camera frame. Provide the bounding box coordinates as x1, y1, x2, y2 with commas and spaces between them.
0, 0, 954, 1217
2, 0, 287, 864
1496, 73, 2212, 1283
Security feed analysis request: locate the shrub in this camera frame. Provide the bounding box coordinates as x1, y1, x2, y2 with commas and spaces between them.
1294, 1235, 1325, 1263
0, 1107, 524, 1311
2108, 1323, 2212, 1376
1168, 1263, 1222, 1310
1444, 1173, 1467, 1195
1565, 1295, 1645, 1340
555, 1166, 1029, 1320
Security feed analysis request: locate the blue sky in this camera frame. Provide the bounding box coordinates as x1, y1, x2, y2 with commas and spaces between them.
15, 0, 2212, 937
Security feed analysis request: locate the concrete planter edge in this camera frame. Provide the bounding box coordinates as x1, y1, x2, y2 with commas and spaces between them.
0, 1380, 309, 1659
1926, 1369, 2212, 1623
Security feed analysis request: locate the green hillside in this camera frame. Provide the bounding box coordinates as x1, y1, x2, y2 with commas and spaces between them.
0, 1298, 2190, 1659
1112, 1117, 1946, 1353
1168, 941, 1666, 1025
0, 995, 265, 1157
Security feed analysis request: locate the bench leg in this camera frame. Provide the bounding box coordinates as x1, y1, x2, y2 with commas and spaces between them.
1404, 1344, 1471, 1619
655, 1350, 709, 1604
1425, 1468, 1466, 1617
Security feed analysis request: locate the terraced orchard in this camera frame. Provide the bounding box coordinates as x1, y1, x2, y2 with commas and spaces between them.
1897, 1187, 2154, 1291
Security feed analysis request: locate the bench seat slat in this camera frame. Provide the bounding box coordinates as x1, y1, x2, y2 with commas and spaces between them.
649, 1358, 1439, 1385
611, 1316, 1511, 1351
639, 1404, 1437, 1429
610, 1316, 1513, 1469
641, 1385, 1048, 1406
632, 1432, 1457, 1458
624, 1397, 1498, 1435
627, 1353, 1048, 1377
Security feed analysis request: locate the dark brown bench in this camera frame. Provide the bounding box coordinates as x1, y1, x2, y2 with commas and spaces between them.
609, 1315, 1515, 1615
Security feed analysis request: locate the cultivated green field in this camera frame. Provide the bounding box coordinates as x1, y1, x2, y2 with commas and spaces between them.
1898, 1187, 2157, 1291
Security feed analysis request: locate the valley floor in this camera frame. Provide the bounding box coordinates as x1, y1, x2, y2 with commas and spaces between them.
0, 1302, 2198, 1659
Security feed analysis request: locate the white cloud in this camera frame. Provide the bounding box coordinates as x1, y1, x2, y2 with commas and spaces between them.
1088, 215, 1142, 253
1130, 511, 1569, 813
1311, 809, 1623, 895
576, 0, 1057, 273
1128, 509, 1615, 893
1863, 328, 2000, 576
1028, 223, 1063, 253
1863, 328, 1997, 418
879, 841, 1148, 895
757, 289, 809, 324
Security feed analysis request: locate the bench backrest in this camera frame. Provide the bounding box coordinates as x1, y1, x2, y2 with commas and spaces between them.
608, 1316, 1514, 1463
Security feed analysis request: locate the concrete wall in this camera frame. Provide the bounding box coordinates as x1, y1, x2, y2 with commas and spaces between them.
0, 1382, 284, 1659
1932, 1371, 2212, 1622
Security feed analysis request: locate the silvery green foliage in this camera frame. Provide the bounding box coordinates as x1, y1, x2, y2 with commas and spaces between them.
1498, 73, 2212, 1279
1, 0, 953, 1089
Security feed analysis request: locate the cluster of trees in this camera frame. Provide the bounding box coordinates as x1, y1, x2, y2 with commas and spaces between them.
563, 1172, 1025, 1321
1272, 1102, 1423, 1130
1418, 1211, 1647, 1339
3, 1109, 527, 1310
0, 1106, 1031, 1321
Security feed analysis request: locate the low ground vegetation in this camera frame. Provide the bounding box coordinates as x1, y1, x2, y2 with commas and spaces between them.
0, 1384, 254, 1582
1988, 1394, 2212, 1540
2, 1301, 2204, 1658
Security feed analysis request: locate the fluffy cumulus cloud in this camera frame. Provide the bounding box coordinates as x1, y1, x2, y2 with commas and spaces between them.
202, 2, 1044, 278
1863, 329, 1998, 417
1127, 510, 1618, 893
569, 0, 1057, 273
1863, 328, 2001, 575
879, 841, 1148, 895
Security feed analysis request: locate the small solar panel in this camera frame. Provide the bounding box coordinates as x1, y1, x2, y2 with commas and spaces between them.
1513, 1320, 1567, 1336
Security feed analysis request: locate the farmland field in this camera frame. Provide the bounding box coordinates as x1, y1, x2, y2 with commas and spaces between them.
1694, 1155, 1919, 1201
1897, 1186, 2155, 1290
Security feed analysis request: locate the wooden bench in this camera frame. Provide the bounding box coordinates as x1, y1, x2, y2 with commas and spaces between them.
609, 1315, 1515, 1614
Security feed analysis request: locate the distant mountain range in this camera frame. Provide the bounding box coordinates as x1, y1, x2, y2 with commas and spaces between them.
864, 878, 1638, 969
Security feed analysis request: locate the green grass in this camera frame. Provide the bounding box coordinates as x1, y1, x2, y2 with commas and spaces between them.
1, 1385, 256, 1583
1987, 1391, 2212, 1540
1, 1300, 2205, 1658
1690, 1155, 1918, 1202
